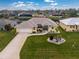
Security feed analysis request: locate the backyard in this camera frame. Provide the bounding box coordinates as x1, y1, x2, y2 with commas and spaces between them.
0, 29, 16, 51
20, 27, 79, 59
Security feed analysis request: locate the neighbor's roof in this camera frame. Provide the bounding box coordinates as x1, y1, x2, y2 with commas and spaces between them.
16, 17, 57, 29
0, 19, 18, 27
60, 18, 79, 25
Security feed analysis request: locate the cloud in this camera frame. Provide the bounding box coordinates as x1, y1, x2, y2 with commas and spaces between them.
44, 0, 55, 3
25, 2, 39, 10
10, 0, 58, 10
11, 1, 39, 10
44, 0, 58, 6
26, 2, 39, 6
40, 5, 55, 10
12, 1, 26, 7
50, 2, 58, 6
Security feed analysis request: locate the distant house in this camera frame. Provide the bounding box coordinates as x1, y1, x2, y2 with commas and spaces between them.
59, 18, 79, 32
18, 13, 32, 19
32, 14, 46, 18
15, 13, 32, 21
18, 13, 32, 17
16, 17, 57, 33
0, 19, 18, 30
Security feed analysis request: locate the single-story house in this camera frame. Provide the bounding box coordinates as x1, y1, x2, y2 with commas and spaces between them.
59, 18, 79, 32
16, 17, 58, 33
18, 13, 32, 20
0, 19, 18, 30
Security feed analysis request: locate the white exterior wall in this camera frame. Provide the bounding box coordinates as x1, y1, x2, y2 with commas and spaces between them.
60, 22, 79, 32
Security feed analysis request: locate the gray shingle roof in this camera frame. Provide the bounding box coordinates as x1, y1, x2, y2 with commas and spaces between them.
16, 18, 57, 29
60, 18, 79, 25
0, 19, 18, 28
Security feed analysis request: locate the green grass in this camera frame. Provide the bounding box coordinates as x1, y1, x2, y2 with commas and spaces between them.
0, 29, 16, 51
20, 27, 79, 59
48, 16, 62, 21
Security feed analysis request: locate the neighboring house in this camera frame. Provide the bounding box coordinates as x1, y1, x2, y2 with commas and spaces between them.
18, 13, 32, 17
0, 19, 18, 30
32, 14, 46, 18
59, 18, 79, 32
16, 17, 58, 33
18, 13, 32, 19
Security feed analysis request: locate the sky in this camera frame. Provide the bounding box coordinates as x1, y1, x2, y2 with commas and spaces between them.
0, 0, 79, 10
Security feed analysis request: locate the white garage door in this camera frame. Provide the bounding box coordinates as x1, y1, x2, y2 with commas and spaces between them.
16, 29, 32, 33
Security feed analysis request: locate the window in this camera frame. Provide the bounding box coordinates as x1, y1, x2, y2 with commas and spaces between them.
37, 24, 43, 28
75, 25, 77, 29
70, 25, 75, 28
33, 27, 36, 30
43, 25, 48, 30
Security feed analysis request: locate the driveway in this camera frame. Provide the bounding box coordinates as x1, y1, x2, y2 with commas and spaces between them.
0, 33, 30, 59
0, 32, 48, 59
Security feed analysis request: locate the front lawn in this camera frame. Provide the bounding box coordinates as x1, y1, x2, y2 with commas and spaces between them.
20, 27, 79, 59
0, 29, 16, 51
